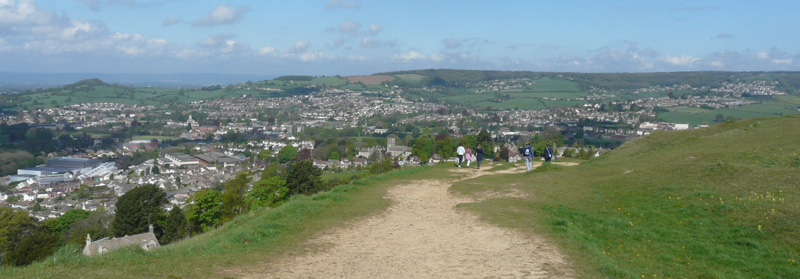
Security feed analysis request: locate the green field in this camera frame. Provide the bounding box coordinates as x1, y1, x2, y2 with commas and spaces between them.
394, 74, 426, 84
659, 102, 800, 126
524, 78, 582, 92
439, 78, 587, 110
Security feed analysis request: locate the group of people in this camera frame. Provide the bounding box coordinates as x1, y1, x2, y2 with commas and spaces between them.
456, 144, 484, 169
454, 142, 553, 171
522, 142, 553, 171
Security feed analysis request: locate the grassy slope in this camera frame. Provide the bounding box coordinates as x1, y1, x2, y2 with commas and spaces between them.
451, 114, 800, 278
0, 165, 464, 279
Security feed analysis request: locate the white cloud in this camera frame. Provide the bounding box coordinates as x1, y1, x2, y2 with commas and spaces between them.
258, 46, 275, 56
756, 52, 769, 59
333, 36, 345, 47
392, 50, 427, 61
162, 17, 181, 26
74, 0, 162, 11
710, 61, 724, 67
194, 5, 249, 27
325, 0, 360, 10
772, 59, 792, 65
661, 55, 699, 66
338, 20, 359, 34
360, 37, 396, 48
711, 32, 733, 40
368, 24, 382, 35
292, 40, 310, 53
299, 52, 323, 61
198, 33, 235, 48
443, 38, 462, 49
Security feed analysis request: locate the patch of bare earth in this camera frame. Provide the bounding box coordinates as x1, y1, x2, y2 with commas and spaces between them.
234, 166, 572, 278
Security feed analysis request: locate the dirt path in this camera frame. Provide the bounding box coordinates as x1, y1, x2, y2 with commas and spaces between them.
238, 164, 572, 278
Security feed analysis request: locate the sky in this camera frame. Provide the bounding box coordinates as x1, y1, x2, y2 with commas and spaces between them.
1, 0, 799, 76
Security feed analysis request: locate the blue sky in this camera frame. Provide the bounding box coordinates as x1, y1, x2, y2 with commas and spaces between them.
1, 0, 798, 76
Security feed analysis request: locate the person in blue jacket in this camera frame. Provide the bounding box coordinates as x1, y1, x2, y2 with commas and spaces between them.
523, 142, 533, 171
543, 143, 553, 162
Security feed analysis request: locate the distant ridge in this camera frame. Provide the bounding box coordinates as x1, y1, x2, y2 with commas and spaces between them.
0, 72, 274, 88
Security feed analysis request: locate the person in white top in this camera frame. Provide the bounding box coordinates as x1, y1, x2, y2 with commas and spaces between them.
456, 144, 466, 168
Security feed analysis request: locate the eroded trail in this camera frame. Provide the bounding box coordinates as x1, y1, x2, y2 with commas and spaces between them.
239, 165, 572, 278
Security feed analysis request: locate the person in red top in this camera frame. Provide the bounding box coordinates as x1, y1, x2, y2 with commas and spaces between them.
465, 146, 473, 167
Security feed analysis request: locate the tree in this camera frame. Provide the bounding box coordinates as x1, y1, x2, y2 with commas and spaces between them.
257, 149, 273, 162
4, 225, 58, 266
285, 160, 323, 195
65, 207, 113, 245
160, 206, 187, 245
278, 144, 298, 164
151, 165, 160, 175
297, 148, 312, 161
221, 172, 250, 221
112, 184, 167, 238
186, 189, 223, 234
412, 134, 433, 162
540, 127, 564, 146
370, 157, 395, 174
329, 150, 341, 161
0, 207, 36, 265
499, 146, 510, 160
434, 134, 454, 159
246, 176, 289, 208
43, 209, 90, 239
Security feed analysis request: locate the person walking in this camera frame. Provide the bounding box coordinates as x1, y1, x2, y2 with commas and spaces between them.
544, 143, 553, 162
523, 142, 534, 171
465, 146, 473, 167
475, 144, 484, 169
456, 144, 466, 168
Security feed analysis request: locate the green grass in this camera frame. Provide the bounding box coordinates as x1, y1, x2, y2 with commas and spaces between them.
394, 74, 426, 84
321, 170, 368, 182
0, 165, 459, 279
659, 97, 800, 126
525, 78, 582, 92
451, 114, 800, 278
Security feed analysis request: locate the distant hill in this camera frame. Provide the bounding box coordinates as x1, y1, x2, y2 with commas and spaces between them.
383, 69, 800, 93
0, 72, 272, 88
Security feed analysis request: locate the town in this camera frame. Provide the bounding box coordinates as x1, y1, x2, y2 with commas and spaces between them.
0, 73, 793, 223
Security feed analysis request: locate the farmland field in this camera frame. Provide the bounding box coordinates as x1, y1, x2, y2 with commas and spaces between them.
394, 74, 426, 84
659, 101, 800, 126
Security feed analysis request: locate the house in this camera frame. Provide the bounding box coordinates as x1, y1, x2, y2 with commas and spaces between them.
353, 158, 367, 168
429, 154, 444, 164
386, 136, 412, 159
313, 160, 328, 169
165, 153, 200, 168
83, 225, 160, 256
508, 151, 522, 163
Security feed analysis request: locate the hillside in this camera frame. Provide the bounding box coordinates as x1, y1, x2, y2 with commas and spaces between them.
451, 114, 800, 278
2, 114, 798, 278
